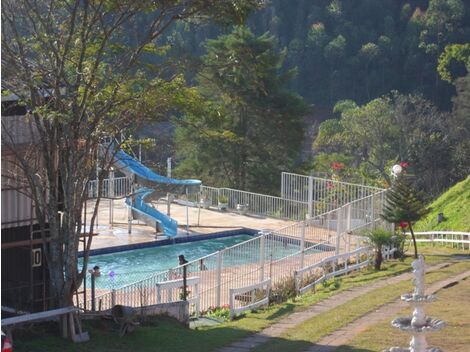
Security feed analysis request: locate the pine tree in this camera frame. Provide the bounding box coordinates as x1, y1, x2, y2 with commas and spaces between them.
381, 175, 430, 258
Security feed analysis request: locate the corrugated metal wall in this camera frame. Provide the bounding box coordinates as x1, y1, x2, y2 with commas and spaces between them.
1, 114, 38, 145
1, 188, 35, 229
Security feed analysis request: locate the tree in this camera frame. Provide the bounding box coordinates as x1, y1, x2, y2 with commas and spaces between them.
419, 0, 466, 101
175, 26, 306, 193
437, 43, 470, 83
381, 175, 430, 259
1, 0, 262, 316
438, 44, 470, 184
392, 94, 453, 196
365, 229, 393, 270
312, 93, 454, 194
449, 71, 470, 183
313, 96, 398, 185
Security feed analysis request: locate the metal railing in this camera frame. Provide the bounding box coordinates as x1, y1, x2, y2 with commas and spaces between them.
85, 174, 385, 224
87, 176, 132, 199
80, 189, 387, 313
78, 175, 388, 313
200, 186, 309, 221
281, 172, 384, 217
294, 246, 371, 294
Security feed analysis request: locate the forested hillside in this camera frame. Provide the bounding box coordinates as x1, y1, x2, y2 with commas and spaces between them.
176, 0, 470, 111
169, 0, 470, 195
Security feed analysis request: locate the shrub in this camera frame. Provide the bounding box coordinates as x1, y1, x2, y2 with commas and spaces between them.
204, 305, 231, 321
270, 276, 297, 303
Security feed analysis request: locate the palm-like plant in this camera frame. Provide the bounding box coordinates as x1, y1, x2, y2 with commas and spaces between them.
381, 175, 430, 259
366, 229, 394, 270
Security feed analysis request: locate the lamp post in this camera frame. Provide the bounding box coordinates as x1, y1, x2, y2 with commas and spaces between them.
391, 164, 403, 178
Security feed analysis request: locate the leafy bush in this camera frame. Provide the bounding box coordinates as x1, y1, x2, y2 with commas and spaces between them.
204, 304, 231, 321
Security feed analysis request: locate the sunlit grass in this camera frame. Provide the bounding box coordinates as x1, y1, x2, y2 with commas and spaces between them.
252, 260, 470, 352
338, 275, 470, 351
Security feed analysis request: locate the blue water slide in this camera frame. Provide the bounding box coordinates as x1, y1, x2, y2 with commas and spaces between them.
125, 188, 178, 237
113, 150, 201, 238
114, 150, 201, 191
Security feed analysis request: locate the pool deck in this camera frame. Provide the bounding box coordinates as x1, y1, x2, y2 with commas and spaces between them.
85, 199, 295, 250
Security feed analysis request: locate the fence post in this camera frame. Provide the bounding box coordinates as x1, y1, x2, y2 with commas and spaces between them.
91, 273, 96, 312
300, 221, 306, 269
346, 204, 351, 252
371, 195, 376, 229
259, 235, 265, 282
216, 251, 222, 307
308, 176, 314, 219
335, 207, 341, 257
182, 265, 188, 301
109, 168, 114, 226
111, 289, 116, 308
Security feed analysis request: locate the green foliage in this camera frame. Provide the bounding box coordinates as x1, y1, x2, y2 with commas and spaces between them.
365, 229, 394, 270
218, 194, 228, 203
415, 175, 470, 231
382, 176, 430, 224
449, 72, 470, 182
438, 43, 470, 82
175, 26, 306, 193
313, 95, 398, 184
204, 305, 231, 321
1, 0, 260, 310
312, 92, 457, 195
381, 175, 430, 258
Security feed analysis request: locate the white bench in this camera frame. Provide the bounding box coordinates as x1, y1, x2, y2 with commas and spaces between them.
1, 306, 89, 343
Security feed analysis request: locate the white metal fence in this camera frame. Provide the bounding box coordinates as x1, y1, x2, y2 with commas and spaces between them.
79, 188, 388, 314
200, 186, 309, 221
78, 171, 389, 314
87, 176, 132, 199
281, 172, 384, 218
86, 174, 384, 224
295, 246, 371, 294
229, 278, 271, 319
407, 231, 470, 249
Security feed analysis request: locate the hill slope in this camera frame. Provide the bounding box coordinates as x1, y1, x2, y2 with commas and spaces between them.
415, 175, 470, 232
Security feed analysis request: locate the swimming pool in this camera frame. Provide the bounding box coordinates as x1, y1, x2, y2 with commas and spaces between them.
82, 234, 253, 288
81, 233, 309, 289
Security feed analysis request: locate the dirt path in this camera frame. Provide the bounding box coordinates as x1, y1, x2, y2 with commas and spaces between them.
216, 262, 452, 352
303, 268, 470, 352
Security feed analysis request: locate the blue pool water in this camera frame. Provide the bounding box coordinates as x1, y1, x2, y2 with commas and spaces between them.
81, 234, 311, 289
82, 235, 253, 288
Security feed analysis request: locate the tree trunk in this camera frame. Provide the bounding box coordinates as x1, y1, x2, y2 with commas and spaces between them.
375, 245, 383, 270
408, 221, 418, 259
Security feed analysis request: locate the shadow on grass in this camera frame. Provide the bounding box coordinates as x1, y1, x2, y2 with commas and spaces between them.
252, 335, 375, 352
451, 253, 470, 260
12, 316, 376, 352
264, 303, 296, 321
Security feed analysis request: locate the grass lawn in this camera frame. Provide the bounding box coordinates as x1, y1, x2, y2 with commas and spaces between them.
13, 246, 469, 352
415, 175, 470, 232
337, 273, 470, 351
252, 259, 470, 352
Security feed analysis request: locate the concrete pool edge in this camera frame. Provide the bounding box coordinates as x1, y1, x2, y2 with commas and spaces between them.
79, 227, 259, 257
